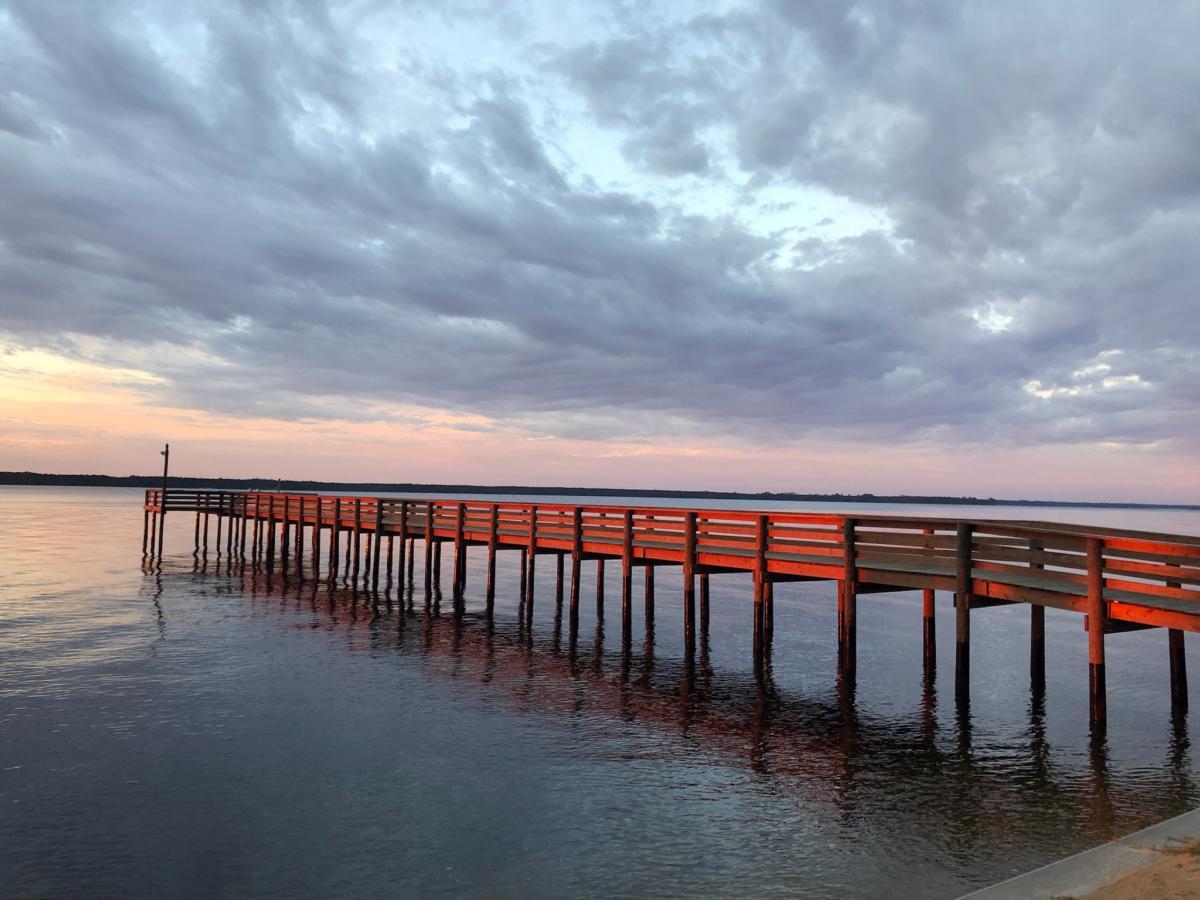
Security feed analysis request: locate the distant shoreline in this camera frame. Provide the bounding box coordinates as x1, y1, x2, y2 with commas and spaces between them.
2, 471, 1196, 511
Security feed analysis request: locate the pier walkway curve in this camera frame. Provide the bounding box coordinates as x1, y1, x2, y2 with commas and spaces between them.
143, 489, 1200, 728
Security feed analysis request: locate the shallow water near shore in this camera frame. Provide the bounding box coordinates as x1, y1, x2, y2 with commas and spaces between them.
2, 486, 1200, 898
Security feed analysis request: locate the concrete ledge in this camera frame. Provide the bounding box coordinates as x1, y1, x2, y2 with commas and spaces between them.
962, 807, 1200, 899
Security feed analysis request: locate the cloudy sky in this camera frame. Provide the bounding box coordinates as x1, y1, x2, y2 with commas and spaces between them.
1, 0, 1197, 501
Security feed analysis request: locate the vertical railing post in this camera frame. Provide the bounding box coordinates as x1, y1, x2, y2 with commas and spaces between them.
842, 518, 858, 677
644, 513, 655, 626
683, 511, 696, 653
486, 503, 497, 607
621, 509, 633, 646
1087, 537, 1106, 727
754, 514, 767, 667
371, 498, 384, 591
424, 502, 434, 595
310, 497, 320, 574
570, 507, 582, 625
923, 527, 936, 672
1030, 537, 1046, 689
280, 496, 291, 570
352, 498, 362, 585
398, 500, 409, 586
525, 504, 537, 608
955, 522, 973, 703
330, 497, 341, 575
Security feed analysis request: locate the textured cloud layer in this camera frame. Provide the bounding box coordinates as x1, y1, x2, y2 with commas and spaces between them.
1, 0, 1197, 458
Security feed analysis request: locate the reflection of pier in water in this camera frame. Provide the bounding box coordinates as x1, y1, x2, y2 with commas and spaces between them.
155, 555, 1199, 848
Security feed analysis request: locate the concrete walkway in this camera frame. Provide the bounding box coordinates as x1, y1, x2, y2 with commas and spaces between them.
963, 807, 1200, 898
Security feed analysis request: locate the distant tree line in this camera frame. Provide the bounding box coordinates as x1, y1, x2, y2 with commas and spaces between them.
1, 471, 1195, 510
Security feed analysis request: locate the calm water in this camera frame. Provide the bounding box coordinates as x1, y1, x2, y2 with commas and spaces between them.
2, 487, 1199, 898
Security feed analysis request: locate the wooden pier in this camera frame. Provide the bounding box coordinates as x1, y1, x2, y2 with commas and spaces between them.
143, 489, 1200, 727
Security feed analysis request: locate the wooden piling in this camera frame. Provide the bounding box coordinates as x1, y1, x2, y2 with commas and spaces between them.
621, 510, 633, 644
280, 496, 291, 569
525, 504, 537, 607
570, 507, 582, 623
424, 502, 434, 594
596, 557, 605, 618
1170, 628, 1188, 712
330, 497, 341, 574
397, 500, 409, 585
700, 573, 710, 636
556, 552, 565, 608
142, 508, 150, 555
193, 510, 200, 554
644, 564, 654, 625
239, 501, 249, 559
486, 503, 498, 606
683, 511, 697, 650
843, 517, 858, 676
1086, 537, 1106, 726
149, 507, 158, 558
1030, 538, 1046, 684
754, 515, 767, 663
352, 498, 362, 583
955, 522, 973, 702
310, 497, 320, 572
371, 499, 384, 591
454, 502, 466, 597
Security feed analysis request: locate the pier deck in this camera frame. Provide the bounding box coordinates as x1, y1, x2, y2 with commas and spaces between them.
143, 489, 1200, 726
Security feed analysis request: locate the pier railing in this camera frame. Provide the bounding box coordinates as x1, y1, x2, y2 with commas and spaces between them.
143, 489, 1200, 725
144, 489, 1199, 616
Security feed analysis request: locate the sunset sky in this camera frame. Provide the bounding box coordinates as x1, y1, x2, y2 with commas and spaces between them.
1, 1, 1197, 502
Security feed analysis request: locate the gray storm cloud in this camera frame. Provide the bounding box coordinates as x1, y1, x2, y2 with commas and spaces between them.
0, 0, 1196, 448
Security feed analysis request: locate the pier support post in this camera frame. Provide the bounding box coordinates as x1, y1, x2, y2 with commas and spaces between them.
371, 499, 384, 591
1086, 537, 1107, 727
754, 514, 767, 670
280, 496, 291, 570
486, 503, 497, 608
330, 497, 341, 576
193, 510, 200, 554
569, 507, 582, 625
923, 589, 936, 671
683, 511, 697, 652
700, 573, 710, 637
1170, 628, 1188, 712
595, 558, 605, 618
352, 498, 362, 585
265, 497, 275, 567
397, 501, 409, 586
454, 502, 466, 598
556, 552, 565, 609
842, 518, 858, 677
764, 580, 774, 646
143, 507, 150, 555
240, 502, 249, 560
203, 500, 210, 557
294, 501, 304, 578
424, 502, 434, 595
621, 510, 633, 647
407, 537, 415, 583
525, 505, 537, 608
955, 522, 973, 703
644, 564, 654, 625
310, 499, 320, 573
149, 507, 158, 560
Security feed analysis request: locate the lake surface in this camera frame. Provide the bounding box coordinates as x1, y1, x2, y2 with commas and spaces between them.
2, 486, 1199, 897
